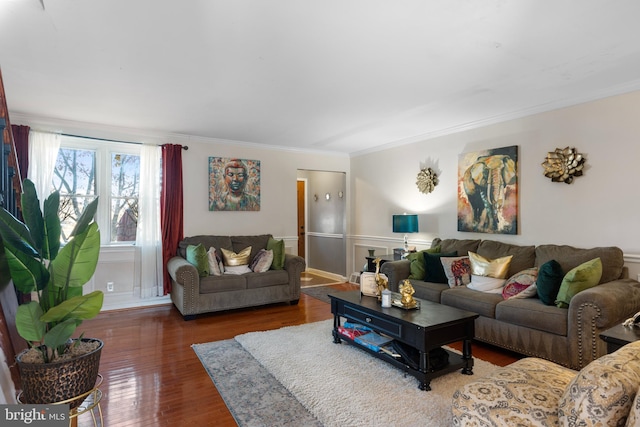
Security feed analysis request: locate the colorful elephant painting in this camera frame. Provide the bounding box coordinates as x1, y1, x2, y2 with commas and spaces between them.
458, 146, 517, 234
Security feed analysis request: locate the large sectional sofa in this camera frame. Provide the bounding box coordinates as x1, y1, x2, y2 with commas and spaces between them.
167, 234, 306, 320
380, 238, 640, 369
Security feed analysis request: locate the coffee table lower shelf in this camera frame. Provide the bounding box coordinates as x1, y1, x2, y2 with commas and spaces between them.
333, 332, 471, 391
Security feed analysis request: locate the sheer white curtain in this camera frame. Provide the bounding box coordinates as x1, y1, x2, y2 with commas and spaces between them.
136, 144, 162, 298
27, 131, 60, 207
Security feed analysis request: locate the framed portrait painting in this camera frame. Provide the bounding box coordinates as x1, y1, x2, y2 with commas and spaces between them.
458, 145, 517, 234
209, 157, 261, 211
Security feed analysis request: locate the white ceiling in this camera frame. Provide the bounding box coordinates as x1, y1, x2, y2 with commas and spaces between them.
2, 1, 640, 156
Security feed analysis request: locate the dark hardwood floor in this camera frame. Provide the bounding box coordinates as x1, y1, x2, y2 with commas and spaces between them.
78, 283, 520, 426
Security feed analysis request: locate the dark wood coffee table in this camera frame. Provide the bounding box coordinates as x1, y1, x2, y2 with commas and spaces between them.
329, 290, 479, 391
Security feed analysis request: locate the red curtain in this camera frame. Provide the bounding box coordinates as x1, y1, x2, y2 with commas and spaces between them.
11, 125, 29, 181
160, 144, 184, 295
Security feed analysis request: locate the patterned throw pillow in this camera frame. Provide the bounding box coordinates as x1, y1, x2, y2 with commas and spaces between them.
250, 249, 274, 273
502, 267, 538, 299
207, 247, 225, 276
186, 244, 209, 277
440, 256, 471, 287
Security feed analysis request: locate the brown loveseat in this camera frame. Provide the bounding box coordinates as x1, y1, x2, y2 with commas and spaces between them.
380, 238, 640, 369
167, 234, 305, 320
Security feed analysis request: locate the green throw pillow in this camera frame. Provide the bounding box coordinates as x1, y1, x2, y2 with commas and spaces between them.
186, 243, 209, 277
424, 251, 458, 283
555, 257, 602, 308
537, 259, 564, 305
407, 246, 441, 280
267, 237, 285, 270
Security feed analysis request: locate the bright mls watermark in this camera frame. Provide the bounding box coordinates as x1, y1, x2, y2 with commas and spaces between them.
1, 404, 69, 426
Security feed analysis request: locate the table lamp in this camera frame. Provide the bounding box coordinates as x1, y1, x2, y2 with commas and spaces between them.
393, 214, 419, 255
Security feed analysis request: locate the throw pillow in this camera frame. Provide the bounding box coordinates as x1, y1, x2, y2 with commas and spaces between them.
468, 275, 506, 293
207, 247, 225, 276
221, 246, 252, 266
250, 249, 274, 273
501, 267, 538, 299
537, 259, 564, 305
224, 265, 253, 275
267, 237, 285, 270
555, 257, 602, 308
468, 252, 513, 279
440, 256, 471, 287
186, 244, 209, 277
407, 246, 441, 280
558, 342, 640, 426
423, 251, 457, 283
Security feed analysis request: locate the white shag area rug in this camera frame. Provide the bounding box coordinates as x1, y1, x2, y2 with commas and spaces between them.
235, 319, 499, 427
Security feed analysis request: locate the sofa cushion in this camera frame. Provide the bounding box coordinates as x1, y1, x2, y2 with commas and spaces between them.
496, 298, 568, 336
423, 251, 456, 283
267, 237, 285, 270
179, 235, 233, 258
558, 340, 640, 426
452, 358, 574, 427
477, 240, 535, 277
535, 244, 624, 284
232, 235, 271, 262
221, 246, 252, 266
409, 280, 448, 303
469, 251, 513, 279
250, 249, 274, 273
537, 260, 564, 305
207, 247, 225, 276
246, 270, 289, 289
502, 267, 538, 299
626, 390, 640, 427
186, 244, 209, 277
406, 246, 440, 280
441, 286, 502, 318
432, 238, 480, 256
555, 258, 602, 308
200, 274, 247, 293
440, 256, 471, 287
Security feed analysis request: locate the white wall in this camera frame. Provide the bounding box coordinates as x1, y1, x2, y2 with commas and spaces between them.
349, 90, 640, 280
10, 114, 350, 309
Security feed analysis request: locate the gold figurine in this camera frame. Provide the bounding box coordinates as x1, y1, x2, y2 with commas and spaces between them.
374, 257, 388, 301
399, 279, 417, 308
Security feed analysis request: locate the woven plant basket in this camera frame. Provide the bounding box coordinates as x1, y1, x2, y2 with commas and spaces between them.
16, 338, 103, 409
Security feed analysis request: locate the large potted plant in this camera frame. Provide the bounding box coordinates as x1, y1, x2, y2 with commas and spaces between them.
0, 179, 103, 407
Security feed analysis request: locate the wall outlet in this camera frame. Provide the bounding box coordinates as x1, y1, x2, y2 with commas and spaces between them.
107, 282, 114, 292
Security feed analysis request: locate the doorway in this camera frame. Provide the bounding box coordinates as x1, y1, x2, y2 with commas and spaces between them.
296, 179, 306, 258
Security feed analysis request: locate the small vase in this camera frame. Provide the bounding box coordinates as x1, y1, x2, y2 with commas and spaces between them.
368, 249, 375, 257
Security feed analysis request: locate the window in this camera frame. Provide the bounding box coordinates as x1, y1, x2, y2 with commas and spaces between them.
53, 136, 141, 244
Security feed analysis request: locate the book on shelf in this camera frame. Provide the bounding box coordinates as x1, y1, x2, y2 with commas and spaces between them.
342, 321, 373, 332
354, 331, 394, 352
337, 325, 368, 340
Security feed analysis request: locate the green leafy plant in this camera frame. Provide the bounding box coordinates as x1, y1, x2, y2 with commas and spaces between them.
0, 179, 102, 362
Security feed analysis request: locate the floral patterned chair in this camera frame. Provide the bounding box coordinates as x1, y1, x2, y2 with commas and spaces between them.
452, 340, 640, 426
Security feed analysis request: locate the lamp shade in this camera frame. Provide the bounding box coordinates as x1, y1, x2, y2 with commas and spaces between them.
393, 214, 419, 233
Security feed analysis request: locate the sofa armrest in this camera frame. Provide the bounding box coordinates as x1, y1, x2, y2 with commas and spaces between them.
167, 256, 200, 317
380, 260, 411, 292
283, 254, 306, 300
568, 278, 640, 368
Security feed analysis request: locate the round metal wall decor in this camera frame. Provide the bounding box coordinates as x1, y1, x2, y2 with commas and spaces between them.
416, 167, 438, 194
541, 147, 586, 184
